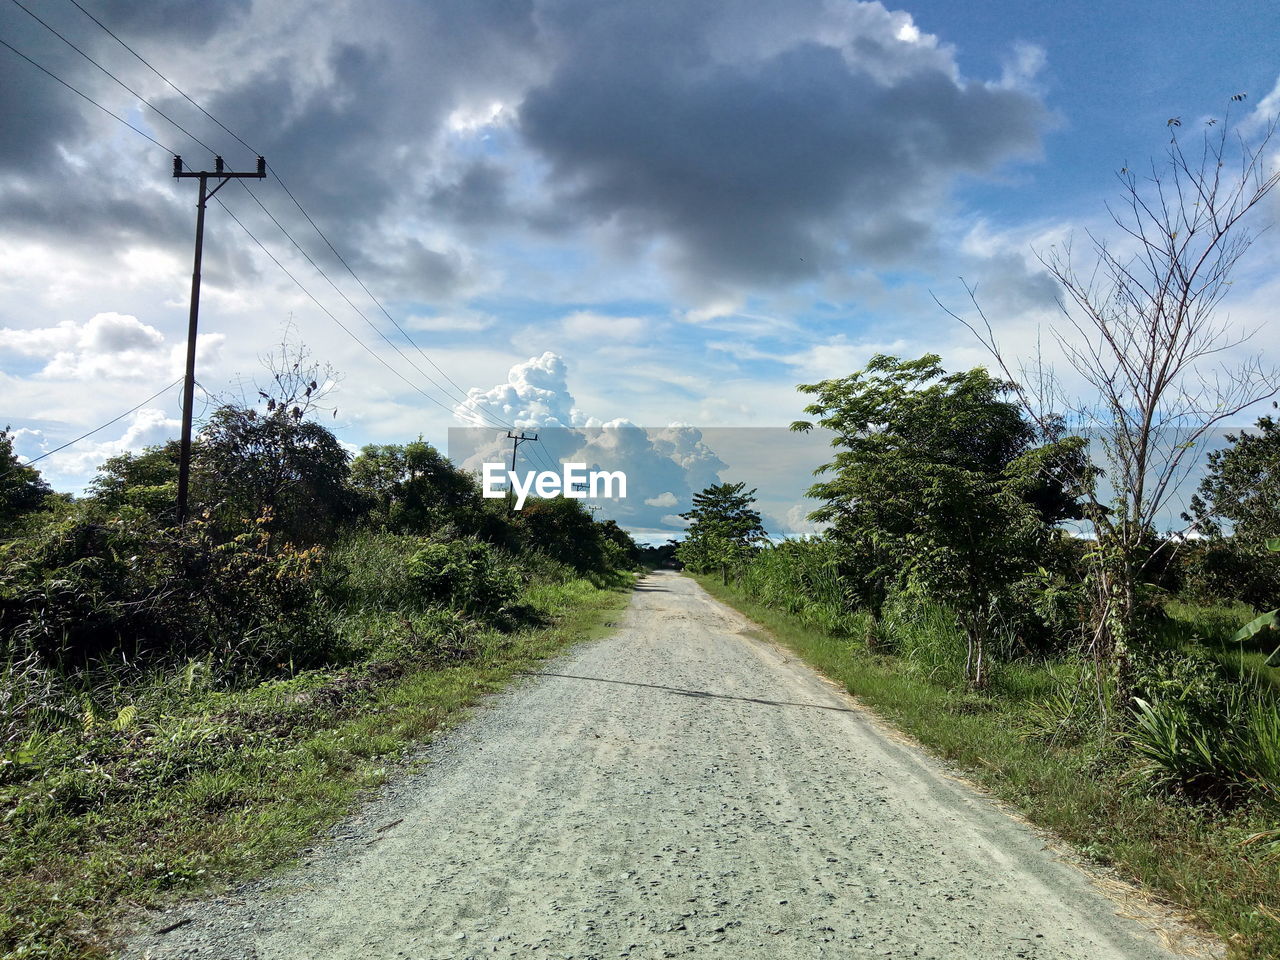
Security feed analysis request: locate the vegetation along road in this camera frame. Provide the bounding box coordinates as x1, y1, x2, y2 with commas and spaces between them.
124, 570, 1206, 959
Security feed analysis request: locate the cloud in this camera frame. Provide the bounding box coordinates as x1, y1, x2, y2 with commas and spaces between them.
37, 405, 182, 477
0, 0, 1050, 312
456, 350, 583, 429
453, 353, 729, 529
559, 311, 651, 340
0, 312, 223, 380
519, 0, 1047, 291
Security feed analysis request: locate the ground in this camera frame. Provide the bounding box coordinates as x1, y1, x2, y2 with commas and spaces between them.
121, 571, 1215, 959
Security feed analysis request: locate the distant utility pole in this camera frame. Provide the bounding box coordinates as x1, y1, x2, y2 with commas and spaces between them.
506, 430, 539, 477
172, 154, 266, 524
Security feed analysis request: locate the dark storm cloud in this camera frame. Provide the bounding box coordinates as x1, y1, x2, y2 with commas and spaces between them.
92, 0, 251, 44
518, 2, 1047, 285
0, 0, 540, 291
428, 161, 511, 227
0, 0, 249, 170
0, 47, 86, 171
0, 0, 1049, 298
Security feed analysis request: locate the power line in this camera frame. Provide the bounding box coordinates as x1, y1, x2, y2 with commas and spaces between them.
6, 0, 217, 154
49, 0, 515, 431
62, 0, 259, 158
54, 0, 520, 435
14, 376, 183, 471
0, 35, 174, 152
234, 180, 510, 429
267, 167, 513, 426
0, 34, 488, 432
8, 5, 528, 441
210, 194, 491, 428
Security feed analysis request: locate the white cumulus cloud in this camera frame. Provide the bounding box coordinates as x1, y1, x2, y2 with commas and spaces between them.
0, 312, 223, 381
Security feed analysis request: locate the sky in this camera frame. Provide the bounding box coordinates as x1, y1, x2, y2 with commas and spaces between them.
1, 0, 1278, 538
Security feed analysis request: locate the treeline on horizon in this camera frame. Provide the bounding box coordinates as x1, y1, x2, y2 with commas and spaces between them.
0, 340, 641, 687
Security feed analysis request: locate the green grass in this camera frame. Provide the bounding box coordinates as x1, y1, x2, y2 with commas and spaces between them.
696, 573, 1280, 960
0, 573, 633, 960
1163, 598, 1280, 694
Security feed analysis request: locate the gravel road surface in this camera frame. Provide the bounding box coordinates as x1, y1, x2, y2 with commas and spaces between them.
124, 570, 1212, 960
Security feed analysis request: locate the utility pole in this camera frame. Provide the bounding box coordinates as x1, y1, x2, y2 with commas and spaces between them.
172, 154, 266, 524
506, 430, 539, 482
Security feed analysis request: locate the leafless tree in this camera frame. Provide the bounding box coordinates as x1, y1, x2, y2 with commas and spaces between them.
225, 321, 341, 421
942, 105, 1280, 703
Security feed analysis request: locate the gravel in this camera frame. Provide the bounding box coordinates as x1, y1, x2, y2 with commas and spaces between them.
122, 570, 1216, 960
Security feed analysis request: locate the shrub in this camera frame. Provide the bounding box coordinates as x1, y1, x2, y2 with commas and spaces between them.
406, 539, 518, 616
1126, 651, 1280, 804
0, 503, 336, 678
1018, 668, 1103, 745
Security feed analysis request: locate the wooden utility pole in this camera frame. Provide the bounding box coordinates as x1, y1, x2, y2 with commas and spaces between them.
172, 155, 266, 524
506, 430, 539, 475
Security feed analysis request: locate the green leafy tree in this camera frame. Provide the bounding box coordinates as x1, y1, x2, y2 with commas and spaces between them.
351, 439, 486, 535
0, 427, 50, 534
1183, 406, 1280, 607
516, 496, 614, 572
193, 404, 356, 543
792, 355, 1083, 686
677, 482, 767, 583
1189, 406, 1280, 546
89, 441, 180, 517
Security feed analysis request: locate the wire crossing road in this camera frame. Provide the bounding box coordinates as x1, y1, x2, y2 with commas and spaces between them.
125, 571, 1207, 960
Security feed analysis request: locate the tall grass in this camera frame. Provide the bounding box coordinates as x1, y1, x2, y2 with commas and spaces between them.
737, 540, 863, 638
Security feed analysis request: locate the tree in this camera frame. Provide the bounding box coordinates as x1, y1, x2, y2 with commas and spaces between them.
90, 441, 180, 516
194, 405, 355, 543
1183, 404, 1280, 607
192, 333, 355, 542
0, 427, 51, 534
677, 482, 767, 583
1189, 404, 1280, 547
792, 355, 1083, 686
946, 106, 1280, 701
351, 439, 486, 535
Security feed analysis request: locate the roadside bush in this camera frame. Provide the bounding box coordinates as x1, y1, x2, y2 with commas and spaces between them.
0, 503, 336, 677
368, 608, 482, 666
1126, 649, 1280, 804
406, 538, 519, 617
1017, 672, 1103, 745
738, 539, 856, 635
1129, 691, 1280, 804
326, 531, 424, 612
1131, 648, 1233, 717
1177, 538, 1280, 609
881, 589, 969, 676
998, 569, 1088, 657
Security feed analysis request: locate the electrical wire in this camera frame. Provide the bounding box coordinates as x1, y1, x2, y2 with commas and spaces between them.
1, 30, 493, 433
6, 0, 217, 154
62, 0, 259, 158
13, 377, 183, 472
235, 180, 510, 429
267, 166, 513, 426
52, 0, 520, 433
8, 7, 541, 443
0, 36, 174, 153
210, 194, 491, 428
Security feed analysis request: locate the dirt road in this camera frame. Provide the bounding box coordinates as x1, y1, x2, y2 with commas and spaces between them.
124, 570, 1207, 959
